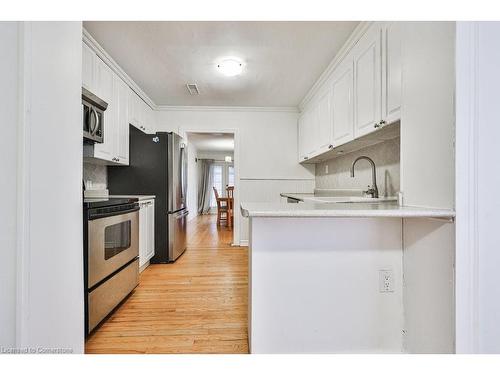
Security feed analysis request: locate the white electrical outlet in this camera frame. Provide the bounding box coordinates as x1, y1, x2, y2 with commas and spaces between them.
325, 164, 329, 174
379, 269, 394, 292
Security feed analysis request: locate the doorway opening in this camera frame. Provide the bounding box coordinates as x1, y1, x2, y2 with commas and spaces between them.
185, 131, 237, 247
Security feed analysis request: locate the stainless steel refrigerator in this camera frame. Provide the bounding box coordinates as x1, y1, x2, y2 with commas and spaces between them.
108, 126, 188, 263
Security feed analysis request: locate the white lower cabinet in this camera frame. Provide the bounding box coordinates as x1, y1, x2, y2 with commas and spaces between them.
139, 199, 155, 270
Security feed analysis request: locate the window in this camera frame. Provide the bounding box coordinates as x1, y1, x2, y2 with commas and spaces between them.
228, 166, 235, 187
104, 220, 131, 260
209, 163, 235, 209
210, 165, 223, 208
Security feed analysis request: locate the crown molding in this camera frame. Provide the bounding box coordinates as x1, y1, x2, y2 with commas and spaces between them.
298, 21, 373, 111
83, 28, 157, 110
156, 105, 299, 113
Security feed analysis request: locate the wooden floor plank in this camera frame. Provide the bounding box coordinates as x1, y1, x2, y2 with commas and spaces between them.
85, 214, 248, 354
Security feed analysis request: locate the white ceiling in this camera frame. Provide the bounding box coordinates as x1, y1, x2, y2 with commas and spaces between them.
187, 132, 234, 152
83, 21, 359, 107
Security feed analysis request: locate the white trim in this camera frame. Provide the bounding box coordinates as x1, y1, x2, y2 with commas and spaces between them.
181, 127, 241, 246
455, 21, 479, 354
298, 21, 372, 111
16, 21, 31, 347
240, 177, 315, 181
83, 28, 156, 110
239, 240, 249, 247
157, 105, 298, 113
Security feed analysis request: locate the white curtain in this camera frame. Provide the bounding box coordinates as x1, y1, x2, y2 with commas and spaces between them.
197, 160, 213, 214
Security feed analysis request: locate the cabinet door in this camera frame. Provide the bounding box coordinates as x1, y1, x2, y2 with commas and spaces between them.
128, 88, 138, 127
316, 90, 333, 153
331, 58, 354, 147
299, 109, 315, 161
146, 200, 155, 261
93, 59, 116, 161
306, 106, 320, 157
353, 24, 382, 138
141, 100, 153, 134
95, 57, 114, 103
116, 77, 129, 165
298, 112, 309, 162
139, 202, 148, 268
82, 42, 95, 92
382, 22, 402, 124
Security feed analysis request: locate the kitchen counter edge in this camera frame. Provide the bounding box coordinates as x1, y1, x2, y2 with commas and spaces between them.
240, 202, 455, 220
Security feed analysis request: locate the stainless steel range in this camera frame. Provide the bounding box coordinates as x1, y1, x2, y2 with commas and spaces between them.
83, 197, 140, 334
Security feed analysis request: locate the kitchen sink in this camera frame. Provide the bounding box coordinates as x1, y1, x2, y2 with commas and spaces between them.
304, 196, 397, 204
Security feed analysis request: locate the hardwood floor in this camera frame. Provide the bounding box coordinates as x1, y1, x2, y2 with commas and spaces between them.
85, 214, 249, 354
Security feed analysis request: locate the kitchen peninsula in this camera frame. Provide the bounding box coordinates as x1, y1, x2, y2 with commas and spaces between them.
242, 202, 455, 353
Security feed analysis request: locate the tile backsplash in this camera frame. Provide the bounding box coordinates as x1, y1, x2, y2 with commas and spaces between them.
315, 138, 400, 197
83, 162, 107, 190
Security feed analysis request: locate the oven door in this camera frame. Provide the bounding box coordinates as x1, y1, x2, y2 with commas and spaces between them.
88, 210, 139, 289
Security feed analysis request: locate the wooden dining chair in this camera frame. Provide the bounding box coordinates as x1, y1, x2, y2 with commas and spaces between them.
213, 187, 229, 226
226, 186, 234, 228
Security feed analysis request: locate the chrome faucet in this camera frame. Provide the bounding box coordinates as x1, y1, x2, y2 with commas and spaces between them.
350, 156, 379, 198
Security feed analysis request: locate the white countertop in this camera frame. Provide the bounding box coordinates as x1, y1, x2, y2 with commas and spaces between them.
241, 201, 455, 219
110, 195, 156, 201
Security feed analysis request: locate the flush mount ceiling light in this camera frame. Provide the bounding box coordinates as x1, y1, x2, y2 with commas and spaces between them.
217, 58, 243, 77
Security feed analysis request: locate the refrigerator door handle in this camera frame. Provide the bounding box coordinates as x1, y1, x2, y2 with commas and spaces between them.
176, 209, 189, 218
179, 143, 187, 205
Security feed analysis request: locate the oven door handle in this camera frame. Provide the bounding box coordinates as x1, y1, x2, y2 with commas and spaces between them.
88, 206, 140, 221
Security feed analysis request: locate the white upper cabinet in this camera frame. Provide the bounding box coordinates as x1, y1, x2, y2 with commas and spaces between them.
382, 22, 402, 124
298, 110, 310, 162
83, 42, 129, 165
298, 92, 332, 162
297, 22, 402, 163
82, 42, 95, 91
95, 56, 114, 104
116, 78, 130, 164
93, 58, 116, 162
331, 58, 354, 147
129, 88, 155, 134
352, 23, 382, 138
316, 90, 333, 153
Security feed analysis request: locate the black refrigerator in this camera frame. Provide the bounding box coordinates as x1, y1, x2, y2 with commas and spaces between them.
108, 126, 188, 263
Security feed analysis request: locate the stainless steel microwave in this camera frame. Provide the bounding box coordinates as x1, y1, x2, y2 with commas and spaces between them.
82, 87, 108, 144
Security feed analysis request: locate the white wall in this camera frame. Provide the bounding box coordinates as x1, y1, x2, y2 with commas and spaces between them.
400, 22, 456, 353
156, 109, 316, 244
474, 22, 500, 354
455, 22, 500, 353
186, 141, 199, 221
250, 217, 404, 353
0, 22, 20, 348
402, 218, 455, 353
15, 22, 84, 352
